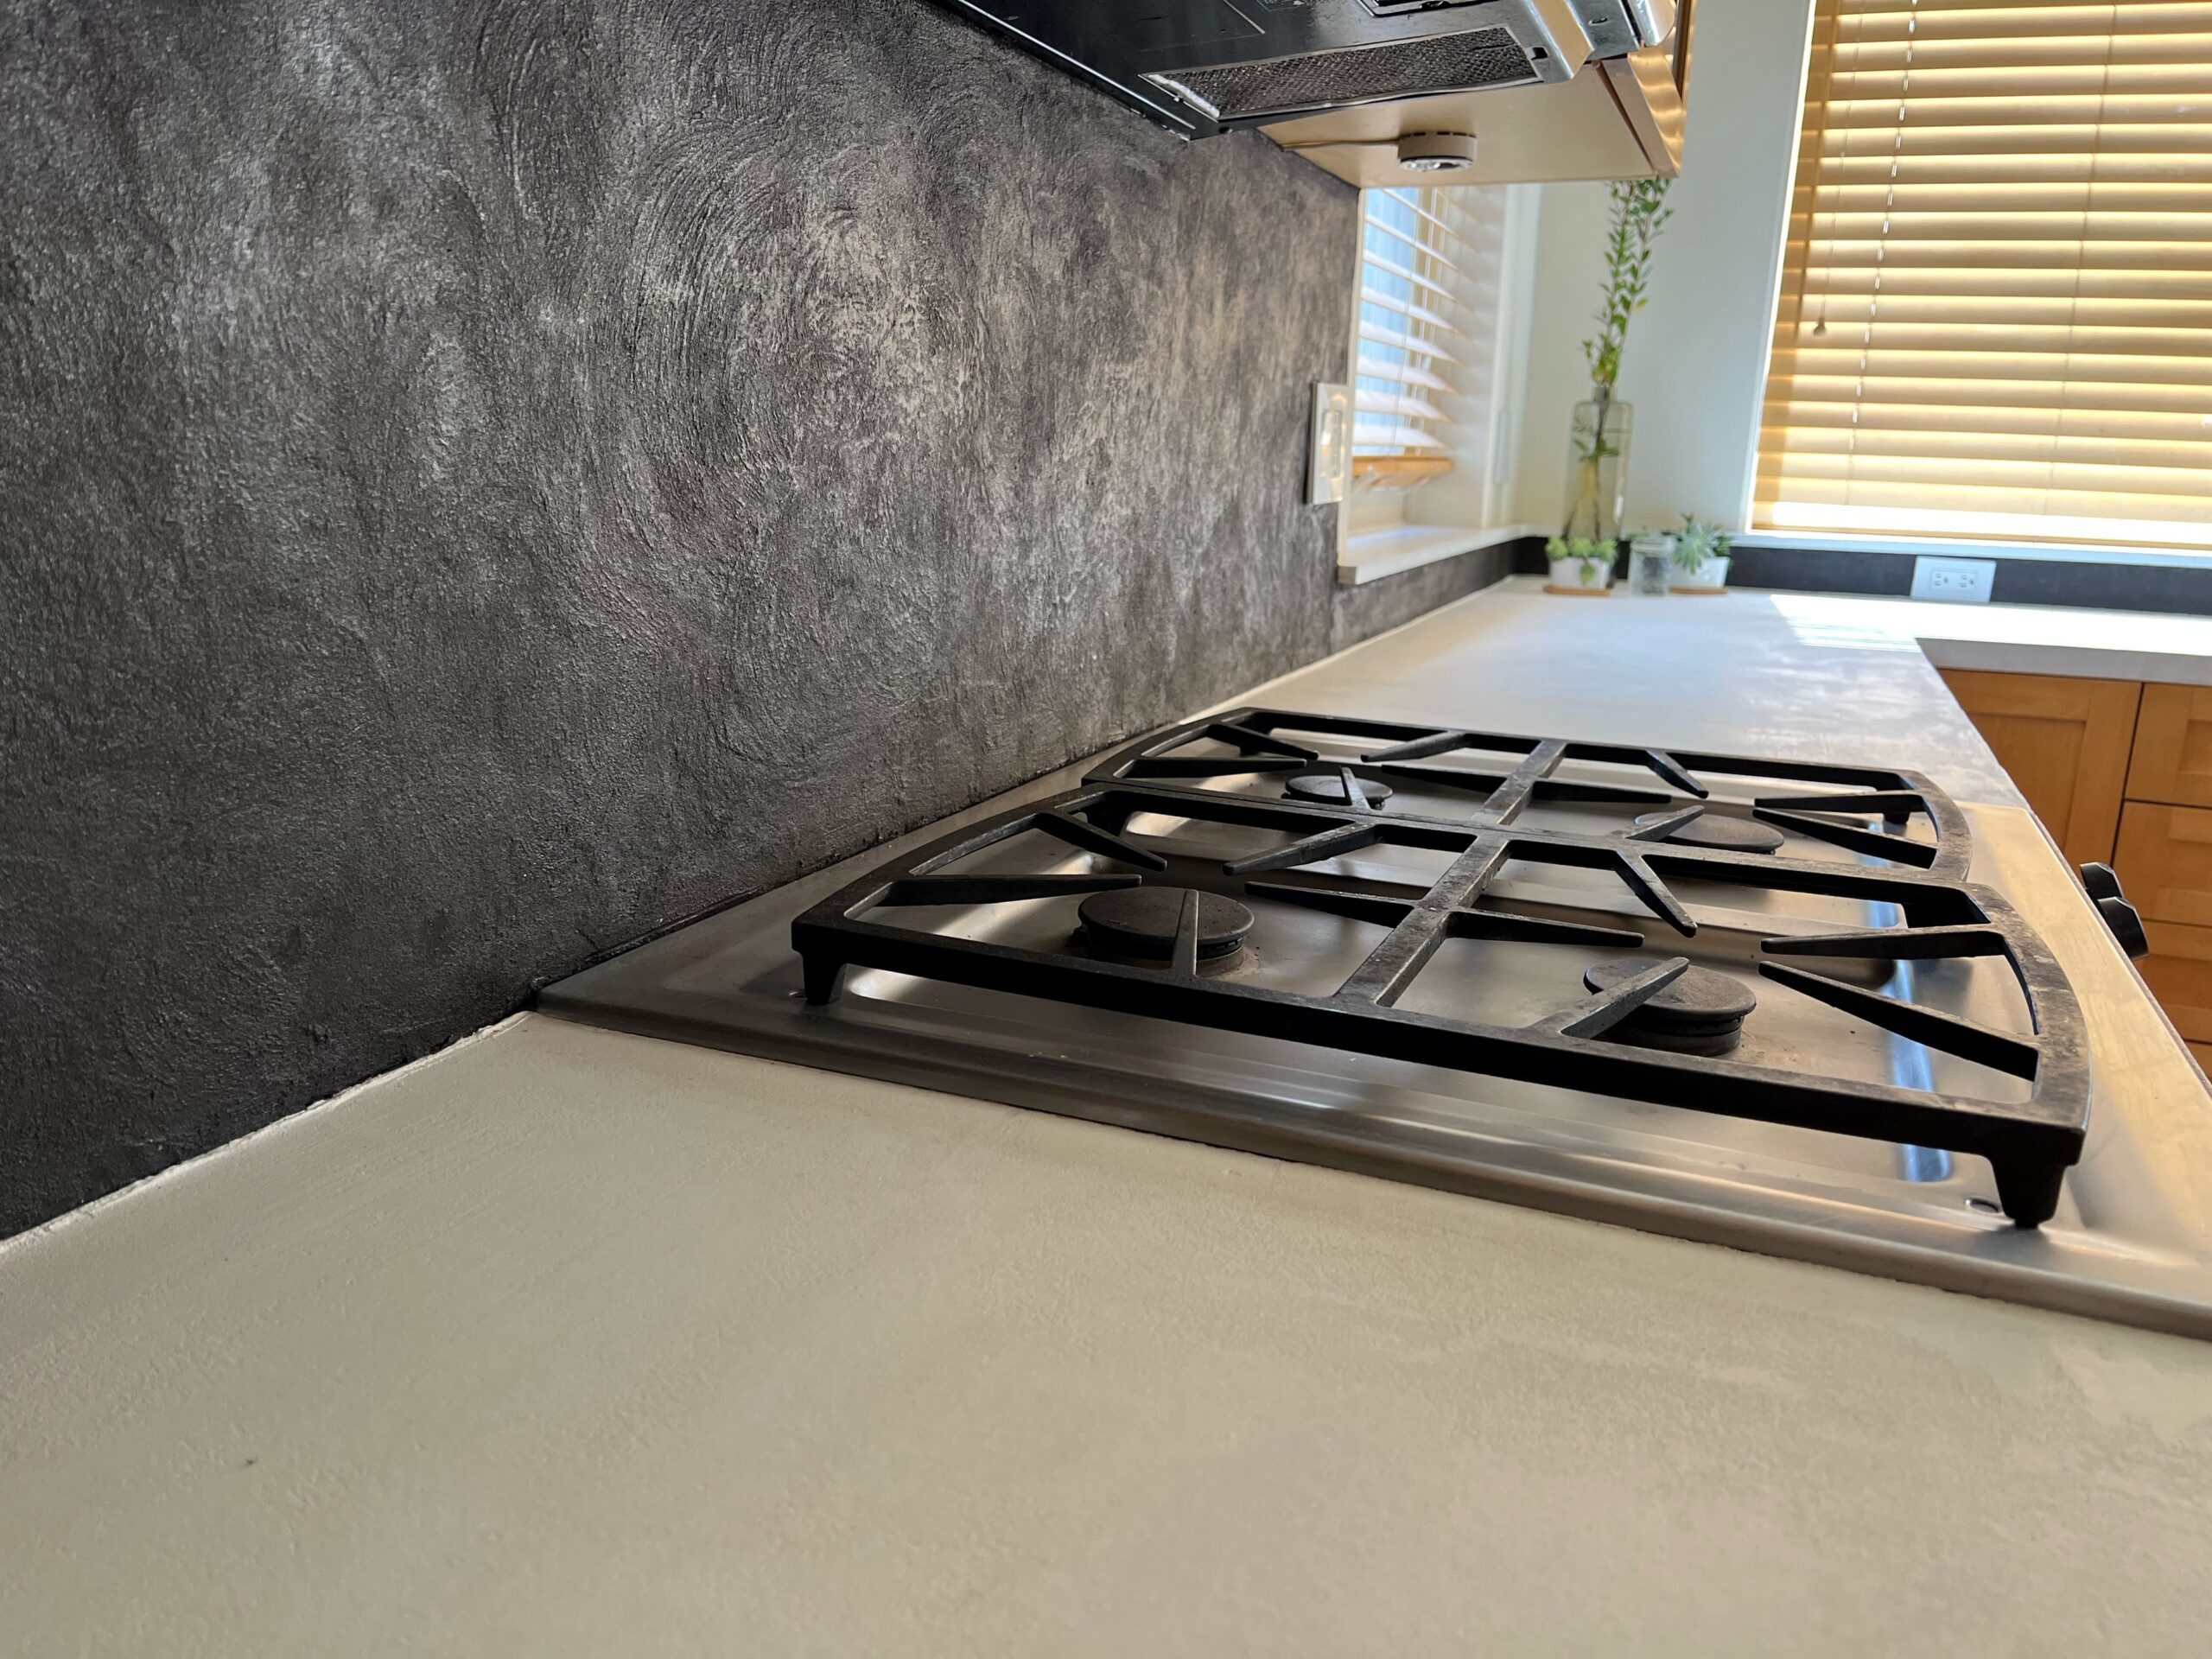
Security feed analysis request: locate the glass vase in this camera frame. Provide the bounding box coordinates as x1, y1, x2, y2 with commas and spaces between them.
1561, 399, 1633, 542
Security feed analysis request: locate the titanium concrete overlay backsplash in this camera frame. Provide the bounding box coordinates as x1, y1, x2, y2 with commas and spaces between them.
0, 0, 1512, 1234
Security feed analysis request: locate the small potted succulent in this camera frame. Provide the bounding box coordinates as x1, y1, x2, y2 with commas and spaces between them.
1670, 517, 1734, 594
1545, 533, 1617, 596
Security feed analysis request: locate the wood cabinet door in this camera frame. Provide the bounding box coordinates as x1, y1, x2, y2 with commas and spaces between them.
2115, 802, 2212, 927
1937, 669, 2140, 865
2138, 919, 2212, 1044
2127, 683, 2212, 808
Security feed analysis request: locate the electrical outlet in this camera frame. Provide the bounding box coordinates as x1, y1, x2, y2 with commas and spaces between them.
1910, 556, 1996, 604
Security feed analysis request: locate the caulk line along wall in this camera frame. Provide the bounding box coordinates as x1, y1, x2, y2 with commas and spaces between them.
0, 0, 1518, 1233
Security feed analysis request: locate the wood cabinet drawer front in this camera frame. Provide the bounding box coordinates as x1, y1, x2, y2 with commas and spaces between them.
2139, 921, 2212, 1043
2116, 803, 2212, 927
2127, 683, 2212, 808
1936, 668, 2138, 865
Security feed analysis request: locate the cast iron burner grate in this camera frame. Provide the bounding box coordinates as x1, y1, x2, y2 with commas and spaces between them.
791, 709, 2086, 1226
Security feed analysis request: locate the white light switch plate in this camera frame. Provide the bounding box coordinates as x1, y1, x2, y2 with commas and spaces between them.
1910, 556, 1996, 604
1307, 382, 1352, 505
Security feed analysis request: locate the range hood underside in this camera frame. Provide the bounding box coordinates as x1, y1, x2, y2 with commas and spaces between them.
933, 0, 1629, 138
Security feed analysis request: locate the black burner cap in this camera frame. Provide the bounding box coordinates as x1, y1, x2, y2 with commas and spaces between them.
1079, 887, 1255, 963
1634, 810, 1785, 855
1583, 957, 1757, 1057
1285, 771, 1394, 807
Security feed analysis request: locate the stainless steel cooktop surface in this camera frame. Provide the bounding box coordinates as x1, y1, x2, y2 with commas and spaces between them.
542, 709, 2212, 1338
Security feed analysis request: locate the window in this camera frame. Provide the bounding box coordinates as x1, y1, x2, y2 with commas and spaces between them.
1347, 184, 1531, 550
1755, 0, 2212, 552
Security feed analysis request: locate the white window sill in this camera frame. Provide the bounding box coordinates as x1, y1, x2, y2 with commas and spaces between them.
1732, 529, 2212, 572
1338, 522, 1545, 587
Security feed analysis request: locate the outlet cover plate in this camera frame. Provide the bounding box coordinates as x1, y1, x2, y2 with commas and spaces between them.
1911, 556, 1996, 604
1307, 382, 1352, 505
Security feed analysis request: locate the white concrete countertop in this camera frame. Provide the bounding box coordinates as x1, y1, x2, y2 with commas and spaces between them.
1747, 583, 2212, 688
7, 580, 2212, 1656
1261, 576, 2037, 804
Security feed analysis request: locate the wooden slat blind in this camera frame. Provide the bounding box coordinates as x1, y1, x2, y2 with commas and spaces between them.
1354, 186, 1508, 467
1755, 0, 2212, 550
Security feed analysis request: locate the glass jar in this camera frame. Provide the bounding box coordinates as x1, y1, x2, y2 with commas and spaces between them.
1628, 533, 1675, 597
1562, 399, 1634, 543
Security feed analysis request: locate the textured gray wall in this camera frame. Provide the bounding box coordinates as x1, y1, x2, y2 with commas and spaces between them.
0, 0, 1506, 1235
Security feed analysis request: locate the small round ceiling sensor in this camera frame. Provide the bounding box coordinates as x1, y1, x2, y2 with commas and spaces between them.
1398, 132, 1478, 173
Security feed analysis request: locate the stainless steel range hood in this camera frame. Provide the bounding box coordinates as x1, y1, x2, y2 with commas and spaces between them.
933, 0, 1675, 139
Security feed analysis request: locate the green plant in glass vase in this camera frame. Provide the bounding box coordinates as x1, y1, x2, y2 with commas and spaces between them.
1562, 178, 1672, 542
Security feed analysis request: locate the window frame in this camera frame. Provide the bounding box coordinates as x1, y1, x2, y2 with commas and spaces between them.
1338, 182, 1544, 585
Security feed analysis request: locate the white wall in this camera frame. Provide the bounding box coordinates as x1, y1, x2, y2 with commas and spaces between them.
1514, 0, 1817, 536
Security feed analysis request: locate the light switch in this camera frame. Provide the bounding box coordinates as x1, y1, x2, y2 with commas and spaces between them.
1308, 382, 1352, 505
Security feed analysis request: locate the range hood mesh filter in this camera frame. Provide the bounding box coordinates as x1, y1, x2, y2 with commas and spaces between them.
1148, 28, 1537, 121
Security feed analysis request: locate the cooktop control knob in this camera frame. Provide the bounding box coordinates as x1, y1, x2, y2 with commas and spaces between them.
2096, 896, 2151, 961
2078, 862, 2149, 958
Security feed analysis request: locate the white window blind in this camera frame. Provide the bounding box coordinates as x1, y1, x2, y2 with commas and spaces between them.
1756, 0, 2212, 551
1354, 185, 1515, 512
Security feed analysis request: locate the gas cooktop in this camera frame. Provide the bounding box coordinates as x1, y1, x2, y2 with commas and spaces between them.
795, 709, 2082, 1226
540, 706, 2212, 1338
